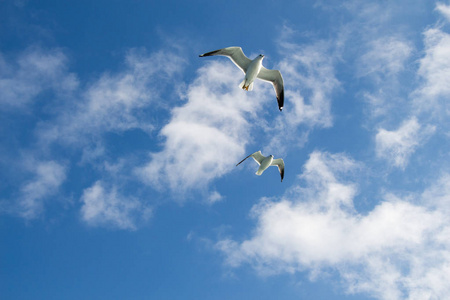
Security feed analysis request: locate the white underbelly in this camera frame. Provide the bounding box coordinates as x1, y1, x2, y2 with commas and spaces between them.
256, 156, 273, 175
245, 60, 262, 83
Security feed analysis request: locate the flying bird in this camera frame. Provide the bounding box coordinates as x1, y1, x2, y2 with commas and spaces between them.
236, 151, 285, 182
199, 47, 285, 111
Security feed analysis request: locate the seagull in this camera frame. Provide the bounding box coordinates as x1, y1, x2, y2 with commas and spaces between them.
199, 47, 285, 111
236, 151, 285, 182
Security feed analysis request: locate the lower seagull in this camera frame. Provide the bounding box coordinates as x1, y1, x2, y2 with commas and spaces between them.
236, 151, 284, 182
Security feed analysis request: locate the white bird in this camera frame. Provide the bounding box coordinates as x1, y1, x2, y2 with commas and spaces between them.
236, 151, 285, 182
199, 47, 285, 111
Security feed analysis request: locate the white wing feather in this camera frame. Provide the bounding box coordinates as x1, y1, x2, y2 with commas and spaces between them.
199, 47, 252, 73
250, 151, 265, 165
257, 67, 284, 111
236, 151, 266, 166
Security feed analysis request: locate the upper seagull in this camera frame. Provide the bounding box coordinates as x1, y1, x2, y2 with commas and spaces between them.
236, 151, 285, 182
199, 47, 284, 111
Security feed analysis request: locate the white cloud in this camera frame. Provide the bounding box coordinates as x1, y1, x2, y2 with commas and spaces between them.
80, 181, 151, 230
421, 173, 450, 212
357, 37, 412, 78
375, 117, 435, 168
217, 151, 450, 299
279, 39, 338, 129
320, 2, 418, 124
351, 35, 413, 122
37, 48, 185, 147
1, 47, 185, 222
262, 36, 340, 154
436, 2, 450, 21
17, 160, 67, 219
414, 27, 450, 116
208, 190, 224, 204
0, 47, 78, 109
137, 61, 271, 193
362, 92, 390, 119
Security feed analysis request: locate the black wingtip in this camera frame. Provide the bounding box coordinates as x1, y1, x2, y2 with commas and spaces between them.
277, 90, 284, 111
277, 97, 283, 111
236, 153, 252, 167
199, 49, 221, 57
277, 90, 284, 112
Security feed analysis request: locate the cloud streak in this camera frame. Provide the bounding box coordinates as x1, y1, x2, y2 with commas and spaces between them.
375, 117, 435, 168
256, 33, 341, 154
0, 47, 78, 110
37, 48, 185, 147
357, 37, 412, 79
278, 39, 338, 129
16, 160, 67, 219
80, 181, 152, 230
1, 46, 186, 223
436, 2, 450, 21
414, 27, 450, 118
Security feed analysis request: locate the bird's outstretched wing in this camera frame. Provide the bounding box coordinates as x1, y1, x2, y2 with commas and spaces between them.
271, 158, 285, 182
257, 67, 284, 111
236, 151, 265, 166
250, 151, 265, 165
199, 47, 252, 73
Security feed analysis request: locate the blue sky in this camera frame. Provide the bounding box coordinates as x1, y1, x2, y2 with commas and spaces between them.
1, 0, 450, 299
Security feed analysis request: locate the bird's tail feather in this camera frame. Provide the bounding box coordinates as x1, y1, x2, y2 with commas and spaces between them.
239, 79, 246, 90
239, 80, 253, 91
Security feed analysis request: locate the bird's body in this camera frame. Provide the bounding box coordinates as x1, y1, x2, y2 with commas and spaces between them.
256, 154, 274, 175
239, 55, 264, 91
236, 151, 285, 182
199, 47, 284, 111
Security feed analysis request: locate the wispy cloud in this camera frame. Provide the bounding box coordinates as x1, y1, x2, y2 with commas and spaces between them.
375, 117, 435, 168
15, 160, 67, 219
421, 173, 450, 212
37, 48, 185, 147
80, 181, 152, 230
436, 2, 450, 21
0, 47, 78, 110
1, 46, 186, 223
217, 151, 450, 299
279, 39, 338, 129
357, 37, 412, 79
349, 25, 414, 122
261, 34, 340, 154
325, 1, 448, 171
322, 1, 419, 126
414, 27, 450, 118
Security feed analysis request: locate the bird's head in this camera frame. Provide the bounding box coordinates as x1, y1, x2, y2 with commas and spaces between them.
259, 54, 265, 58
